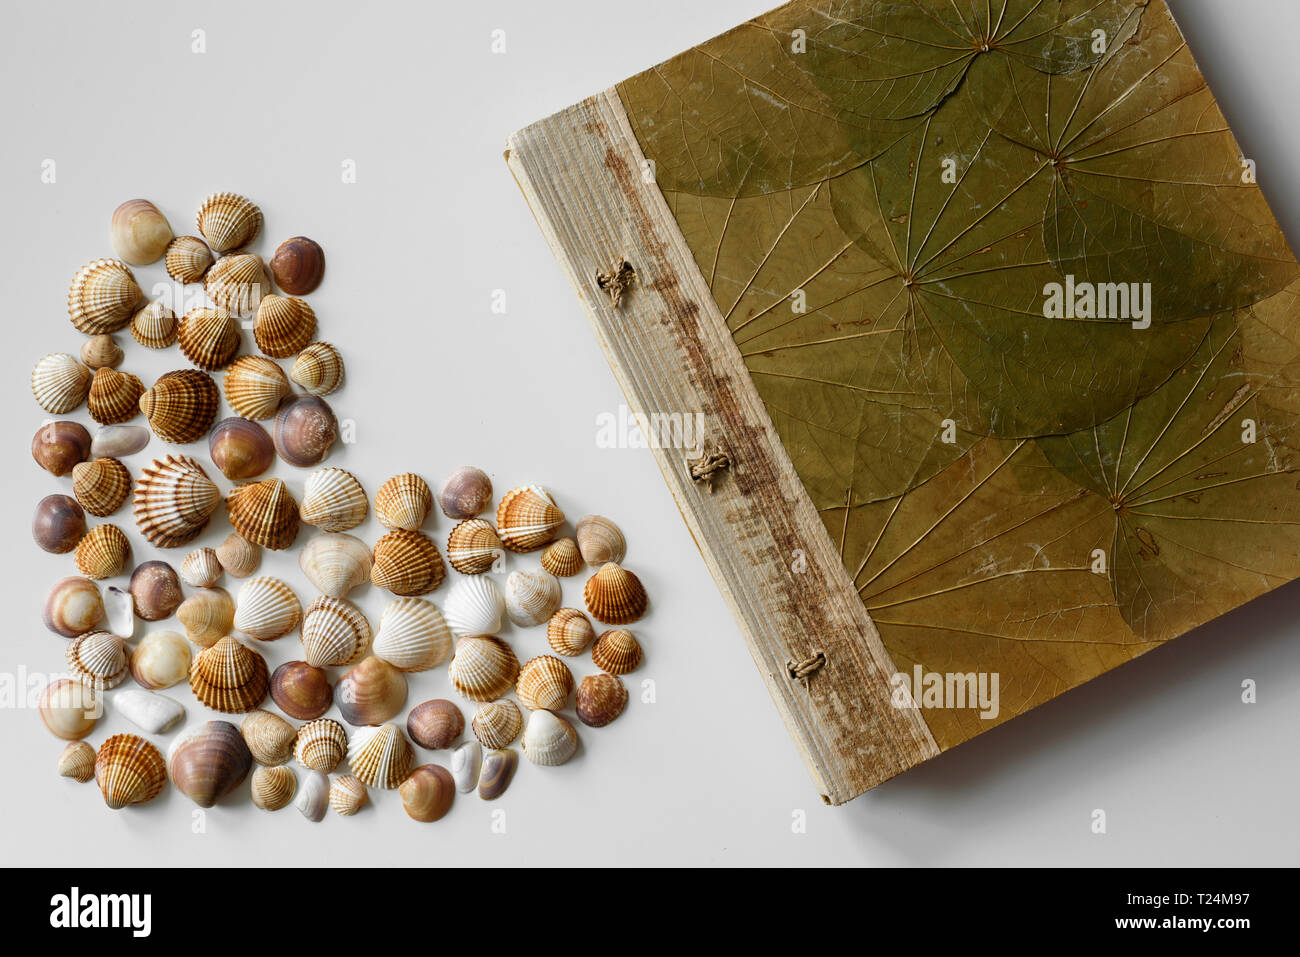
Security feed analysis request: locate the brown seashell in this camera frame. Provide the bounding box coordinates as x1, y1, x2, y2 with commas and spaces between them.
371, 530, 446, 596
139, 369, 219, 444
347, 723, 414, 790
87, 367, 144, 425
575, 515, 627, 566
516, 656, 575, 712
129, 630, 191, 689
592, 629, 643, 675
336, 656, 407, 727
271, 660, 333, 719
58, 740, 97, 782
74, 524, 131, 579
407, 699, 464, 750
164, 235, 213, 284
34, 494, 87, 554
66, 630, 129, 689
399, 764, 455, 822
478, 748, 517, 800
438, 466, 493, 520
447, 636, 519, 703
241, 709, 297, 766
32, 353, 92, 414
446, 519, 502, 575
300, 595, 371, 668
129, 560, 183, 621
226, 478, 300, 550
254, 294, 316, 357
130, 300, 178, 349
176, 587, 235, 648
205, 252, 271, 317
216, 532, 260, 578
576, 672, 628, 727
169, 720, 252, 807
180, 547, 222, 587
32, 421, 92, 477
40, 679, 100, 740
300, 467, 367, 532
329, 774, 367, 816
223, 355, 291, 420
233, 575, 302, 640
270, 236, 325, 295
177, 307, 241, 370
68, 259, 141, 334
273, 394, 337, 467
133, 454, 220, 547
196, 192, 262, 252
251, 765, 296, 811
43, 576, 104, 637
583, 563, 648, 624
540, 537, 583, 577
375, 473, 432, 532
209, 417, 275, 480
94, 733, 165, 808
289, 341, 344, 395
298, 532, 370, 597
110, 199, 172, 265
72, 457, 131, 516
81, 334, 124, 370
496, 485, 565, 552
472, 698, 522, 749
294, 717, 348, 773
547, 608, 595, 657
189, 636, 270, 713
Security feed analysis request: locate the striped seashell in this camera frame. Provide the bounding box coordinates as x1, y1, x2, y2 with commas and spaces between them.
504, 568, 562, 628
233, 576, 302, 640
583, 562, 648, 624
407, 699, 464, 750
180, 547, 222, 587
251, 765, 296, 811
447, 636, 519, 703
205, 252, 270, 317
87, 367, 144, 425
223, 355, 291, 420
133, 454, 220, 547
81, 334, 124, 370
130, 300, 177, 349
330, 774, 368, 816
94, 733, 166, 808
575, 514, 627, 566
139, 369, 219, 444
176, 587, 235, 648
196, 192, 262, 252
521, 709, 579, 767
177, 307, 240, 370
336, 657, 407, 726
294, 717, 348, 773
477, 747, 516, 800
168, 721, 252, 807
446, 519, 502, 575
240, 709, 297, 766
290, 341, 344, 395
472, 698, 522, 750
576, 672, 628, 728
68, 259, 141, 334
74, 524, 131, 579
295, 769, 329, 821
72, 457, 131, 516
32, 353, 91, 414
546, 608, 594, 657
226, 478, 299, 550
374, 473, 432, 532
300, 595, 371, 668
496, 485, 565, 552
66, 630, 129, 689
189, 636, 270, 713
515, 655, 574, 712
216, 532, 260, 578
347, 723, 414, 789
300, 467, 367, 532
371, 530, 446, 596
299, 532, 371, 598
373, 598, 453, 672
271, 660, 332, 720
540, 537, 583, 577
444, 575, 505, 638
592, 629, 643, 675
253, 293, 316, 357
58, 740, 97, 783
164, 235, 213, 284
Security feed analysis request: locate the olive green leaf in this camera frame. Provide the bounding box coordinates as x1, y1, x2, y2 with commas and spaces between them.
1241, 277, 1300, 416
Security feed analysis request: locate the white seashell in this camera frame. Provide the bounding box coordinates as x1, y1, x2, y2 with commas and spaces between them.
373, 598, 453, 672
443, 575, 505, 638
451, 740, 482, 793
104, 585, 134, 639
504, 569, 562, 628
91, 424, 150, 459
300, 595, 371, 668
32, 354, 92, 414
233, 576, 302, 641
180, 547, 222, 587
298, 532, 372, 598
294, 769, 329, 822
521, 709, 579, 767
299, 468, 367, 532
113, 689, 185, 734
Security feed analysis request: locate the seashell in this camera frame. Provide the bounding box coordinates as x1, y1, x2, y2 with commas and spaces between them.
216, 532, 260, 578
521, 709, 579, 767
190, 636, 270, 713
294, 717, 348, 773
196, 192, 262, 252
94, 733, 165, 808
180, 547, 222, 587
375, 473, 432, 532
446, 519, 502, 575
444, 575, 505, 638
400, 764, 455, 823
164, 235, 213, 284
472, 699, 522, 749
336, 656, 407, 727
105, 586, 134, 638
169, 720, 252, 807
330, 774, 367, 816
592, 629, 643, 675
223, 355, 291, 420
575, 515, 627, 566
133, 454, 220, 547
271, 660, 333, 719
87, 367, 144, 425
254, 294, 316, 357
540, 537, 583, 577
583, 563, 648, 624
295, 769, 329, 821
208, 418, 274, 480
32, 353, 91, 414
205, 252, 271, 317
139, 369, 219, 444
273, 394, 337, 467
516, 655, 574, 712
91, 423, 149, 459
438, 466, 493, 520
477, 748, 517, 800
348, 723, 414, 790
129, 560, 183, 621
270, 236, 325, 295
233, 576, 302, 640
72, 457, 131, 516
32, 421, 92, 476
110, 199, 172, 265
81, 334, 124, 370
496, 485, 564, 552
73, 523, 131, 579
290, 342, 344, 395
504, 568, 561, 628
39, 679, 99, 740
451, 740, 481, 793
66, 630, 129, 689
177, 306, 240, 370
300, 595, 371, 668
68, 259, 141, 334
58, 741, 96, 783
300, 467, 367, 532
251, 765, 296, 811
226, 478, 300, 550
447, 636, 519, 703
176, 587, 235, 647
373, 598, 453, 672
130, 300, 178, 349
371, 530, 446, 596
129, 630, 190, 689
547, 608, 594, 657
407, 699, 464, 750
576, 673, 628, 728
33, 494, 86, 554
299, 532, 371, 598
114, 688, 184, 733
241, 709, 297, 766
42, 576, 103, 637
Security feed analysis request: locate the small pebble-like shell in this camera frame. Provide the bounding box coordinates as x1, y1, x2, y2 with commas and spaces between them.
348, 723, 415, 790
114, 688, 184, 733
516, 656, 575, 712
451, 740, 481, 792
130, 300, 177, 349
270, 236, 325, 295
477, 748, 517, 800
241, 709, 297, 766
180, 547, 222, 587
254, 294, 316, 357
39, 679, 100, 740
472, 699, 522, 749
197, 192, 262, 252
223, 355, 291, 420
106, 583, 135, 638
592, 629, 643, 675
540, 537, 583, 577
438, 466, 493, 520
91, 423, 149, 459
294, 717, 348, 773
407, 699, 464, 750
300, 467, 367, 532
33, 494, 87, 554
336, 656, 407, 727
399, 764, 455, 822
290, 341, 344, 395
189, 636, 270, 713
164, 235, 213, 284
129, 560, 183, 621
58, 740, 97, 783
446, 519, 502, 575
447, 636, 519, 702
330, 774, 368, 816
375, 473, 432, 532
129, 630, 191, 689
575, 515, 627, 566
74, 524, 131, 580
169, 721, 252, 807
81, 334, 124, 370
583, 563, 648, 624
95, 733, 165, 808
216, 532, 260, 578
496, 485, 565, 552
110, 199, 172, 265
176, 587, 235, 647
133, 454, 220, 547
33, 421, 92, 477
443, 575, 505, 638
547, 608, 595, 657
227, 478, 300, 550
521, 709, 579, 767
72, 457, 131, 516
32, 353, 92, 414
205, 252, 271, 317
295, 769, 329, 822
178, 306, 241, 370
209, 417, 275, 480
505, 568, 562, 628
273, 394, 337, 467
577, 673, 628, 728
251, 765, 296, 811
66, 630, 129, 689
300, 595, 371, 668
299, 532, 371, 597
371, 530, 446, 596
373, 597, 453, 672
43, 576, 104, 637
271, 660, 333, 720
234, 576, 302, 640
87, 367, 144, 425
68, 259, 141, 335
139, 369, 219, 444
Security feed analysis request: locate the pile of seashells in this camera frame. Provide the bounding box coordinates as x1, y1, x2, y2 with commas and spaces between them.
33, 193, 649, 822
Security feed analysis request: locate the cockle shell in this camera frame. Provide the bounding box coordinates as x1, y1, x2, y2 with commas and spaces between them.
223, 355, 291, 420
504, 568, 562, 628
114, 688, 184, 733
399, 764, 455, 823
87, 367, 144, 425
227, 478, 300, 550
58, 741, 97, 783
375, 473, 432, 532
336, 657, 407, 727
139, 369, 219, 444
443, 575, 505, 638
290, 341, 344, 395
176, 587, 235, 647
438, 466, 493, 520
39, 679, 99, 740
216, 532, 260, 578
164, 235, 213, 284
169, 721, 252, 807
43, 576, 104, 637
110, 199, 172, 265
32, 353, 91, 414
330, 774, 367, 816
205, 252, 270, 317
516, 656, 574, 712
407, 699, 464, 750
447, 636, 519, 703
295, 769, 329, 821
299, 532, 371, 598
583, 563, 648, 624
178, 306, 241, 370
576, 673, 628, 728
66, 630, 129, 689
73, 524, 131, 579
241, 709, 297, 766
133, 454, 220, 547
521, 709, 579, 767
72, 457, 131, 516
371, 530, 446, 596
592, 629, 643, 675
129, 560, 183, 621
547, 608, 594, 657
294, 717, 348, 773
189, 636, 270, 713
273, 394, 337, 467
129, 630, 190, 689
95, 733, 165, 808
575, 515, 626, 566
68, 259, 141, 334
234, 576, 302, 640
270, 236, 325, 295
446, 519, 502, 575
348, 723, 414, 790
478, 748, 517, 800
496, 485, 565, 552
209, 417, 275, 480
472, 699, 522, 749
373, 598, 453, 672
451, 740, 481, 793
33, 421, 92, 477
81, 334, 123, 370
271, 660, 333, 719
196, 192, 262, 252
254, 294, 316, 357
540, 537, 582, 578
300, 595, 371, 668
34, 494, 86, 554
130, 299, 177, 349
180, 547, 222, 587
91, 423, 149, 459
251, 765, 296, 811
300, 467, 367, 532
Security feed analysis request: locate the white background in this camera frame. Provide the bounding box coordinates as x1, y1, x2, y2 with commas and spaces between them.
2, 0, 1297, 866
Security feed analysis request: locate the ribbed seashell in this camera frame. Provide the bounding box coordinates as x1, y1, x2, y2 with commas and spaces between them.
399, 764, 455, 822
176, 587, 235, 647
337, 657, 407, 727
348, 723, 415, 790
39, 679, 99, 740
592, 629, 643, 675
577, 673, 628, 728
177, 307, 240, 370
295, 769, 329, 821
270, 236, 326, 295
130, 300, 177, 349
472, 699, 522, 749
271, 660, 333, 720
114, 688, 184, 734
129, 560, 183, 621
438, 466, 493, 520
241, 709, 297, 766
505, 568, 562, 628
295, 717, 348, 773
33, 493, 86, 554
251, 765, 296, 811
446, 519, 502, 575
516, 655, 574, 712
110, 199, 172, 265
68, 259, 140, 334
32, 353, 91, 414
575, 515, 626, 566
95, 733, 165, 808
227, 478, 299, 550
444, 575, 505, 638
373, 598, 453, 673
72, 457, 131, 516
74, 524, 131, 580
133, 454, 219, 547
584, 563, 648, 624
300, 595, 371, 668
169, 721, 252, 807
106, 585, 134, 637
164, 235, 213, 284
223, 355, 291, 420
216, 532, 260, 578
547, 608, 594, 657
33, 420, 92, 477
180, 547, 222, 587
42, 576, 103, 637
407, 699, 464, 750
540, 537, 582, 577
330, 774, 367, 816
496, 485, 564, 552
290, 341, 344, 395
375, 473, 432, 532
447, 636, 519, 703
196, 192, 262, 252
208, 417, 274, 481
234, 576, 302, 640
522, 709, 579, 767
91, 423, 149, 459
205, 252, 270, 317
299, 532, 371, 598
58, 740, 97, 783
254, 294, 316, 357
371, 530, 445, 596
139, 369, 219, 444
300, 468, 367, 532
66, 630, 129, 689
478, 748, 517, 800
273, 394, 337, 467
87, 367, 144, 425
81, 334, 123, 370
129, 630, 190, 689
189, 636, 270, 713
